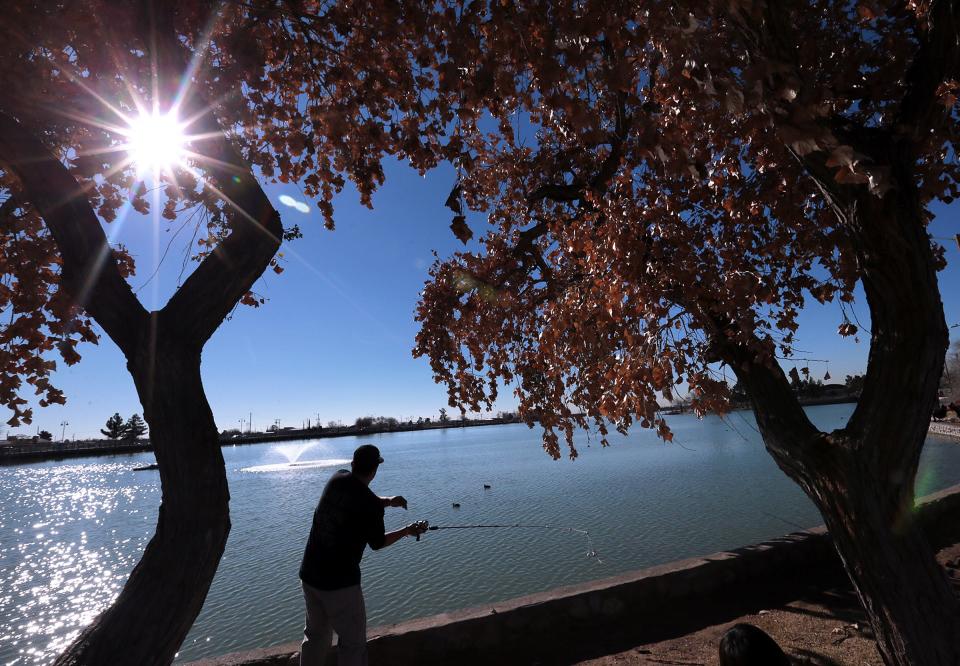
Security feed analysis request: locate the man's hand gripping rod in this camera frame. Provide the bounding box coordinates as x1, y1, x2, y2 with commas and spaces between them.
411, 520, 430, 541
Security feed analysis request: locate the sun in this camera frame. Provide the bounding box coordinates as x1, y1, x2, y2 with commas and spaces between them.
125, 110, 187, 174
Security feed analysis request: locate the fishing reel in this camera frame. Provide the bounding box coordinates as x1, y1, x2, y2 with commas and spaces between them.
411, 520, 429, 541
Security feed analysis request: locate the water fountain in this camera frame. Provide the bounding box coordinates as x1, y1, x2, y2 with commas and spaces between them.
241, 442, 350, 473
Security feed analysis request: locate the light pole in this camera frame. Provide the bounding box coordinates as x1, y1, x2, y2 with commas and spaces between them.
60, 420, 69, 442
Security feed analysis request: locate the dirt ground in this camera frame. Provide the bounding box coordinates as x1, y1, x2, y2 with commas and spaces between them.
576, 544, 960, 666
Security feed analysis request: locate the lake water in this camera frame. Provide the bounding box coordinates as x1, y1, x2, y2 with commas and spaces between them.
3, 404, 960, 664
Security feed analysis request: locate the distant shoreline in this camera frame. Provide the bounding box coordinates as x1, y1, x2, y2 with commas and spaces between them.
660, 394, 859, 415
0, 417, 523, 465
0, 396, 873, 466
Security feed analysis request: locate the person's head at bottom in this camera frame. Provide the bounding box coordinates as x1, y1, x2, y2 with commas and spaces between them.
352, 444, 383, 484
719, 623, 790, 666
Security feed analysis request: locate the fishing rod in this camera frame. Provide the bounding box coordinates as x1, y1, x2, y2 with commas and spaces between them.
411, 521, 604, 562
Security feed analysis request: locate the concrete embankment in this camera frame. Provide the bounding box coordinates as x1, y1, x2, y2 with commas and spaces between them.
186, 483, 960, 666
0, 439, 151, 464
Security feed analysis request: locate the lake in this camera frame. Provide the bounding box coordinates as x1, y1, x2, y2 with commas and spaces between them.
2, 404, 959, 664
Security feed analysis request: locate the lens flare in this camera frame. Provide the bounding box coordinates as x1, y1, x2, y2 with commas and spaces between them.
126, 111, 187, 173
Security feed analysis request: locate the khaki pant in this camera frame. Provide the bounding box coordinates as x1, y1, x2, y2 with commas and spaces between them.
300, 582, 368, 666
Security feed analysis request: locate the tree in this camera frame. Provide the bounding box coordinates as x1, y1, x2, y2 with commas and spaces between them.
438, 407, 449, 424
38, 430, 52, 441
100, 413, 125, 440
3, 2, 953, 664
410, 2, 960, 664
729, 381, 748, 404
377, 416, 399, 429
122, 414, 148, 441
0, 2, 469, 663
354, 416, 375, 429
845, 374, 866, 396
943, 340, 960, 400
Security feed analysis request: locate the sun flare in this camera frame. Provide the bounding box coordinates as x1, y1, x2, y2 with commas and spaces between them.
125, 111, 187, 173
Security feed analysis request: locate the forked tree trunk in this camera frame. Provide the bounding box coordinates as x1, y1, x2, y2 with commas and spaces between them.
1, 68, 282, 662
55, 336, 230, 666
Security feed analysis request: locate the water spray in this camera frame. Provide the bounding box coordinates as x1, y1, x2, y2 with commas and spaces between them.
412, 521, 603, 563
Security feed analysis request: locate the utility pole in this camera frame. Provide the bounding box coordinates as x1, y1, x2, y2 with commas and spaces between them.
249, 412, 252, 433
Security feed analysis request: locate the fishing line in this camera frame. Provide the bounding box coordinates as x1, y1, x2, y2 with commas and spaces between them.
759, 510, 809, 532
424, 523, 604, 563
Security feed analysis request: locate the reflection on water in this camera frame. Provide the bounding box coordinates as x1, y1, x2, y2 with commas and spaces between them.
2, 405, 960, 664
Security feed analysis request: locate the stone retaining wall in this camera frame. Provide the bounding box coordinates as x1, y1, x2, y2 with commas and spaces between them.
187, 483, 960, 666
929, 421, 960, 440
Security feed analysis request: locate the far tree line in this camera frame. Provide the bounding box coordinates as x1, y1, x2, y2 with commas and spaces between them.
101, 413, 148, 441
218, 410, 521, 438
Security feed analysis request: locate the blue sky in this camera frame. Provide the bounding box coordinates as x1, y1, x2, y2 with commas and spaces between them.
14, 162, 960, 439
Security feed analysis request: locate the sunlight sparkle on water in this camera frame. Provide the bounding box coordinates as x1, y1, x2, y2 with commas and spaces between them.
0, 463, 157, 665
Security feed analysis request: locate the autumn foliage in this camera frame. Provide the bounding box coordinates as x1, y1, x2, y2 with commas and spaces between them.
409, 1, 958, 458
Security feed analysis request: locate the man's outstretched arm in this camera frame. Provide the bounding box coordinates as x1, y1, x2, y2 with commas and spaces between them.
380, 495, 407, 509
375, 522, 428, 550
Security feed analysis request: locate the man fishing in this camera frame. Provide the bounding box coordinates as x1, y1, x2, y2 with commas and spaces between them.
298, 444, 428, 666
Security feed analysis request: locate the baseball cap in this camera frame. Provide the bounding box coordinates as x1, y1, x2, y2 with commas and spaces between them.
352, 444, 384, 468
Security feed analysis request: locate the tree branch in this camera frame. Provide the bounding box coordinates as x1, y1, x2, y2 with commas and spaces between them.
699, 313, 825, 485
0, 110, 148, 355
895, 0, 960, 139
152, 8, 283, 346
0, 193, 19, 221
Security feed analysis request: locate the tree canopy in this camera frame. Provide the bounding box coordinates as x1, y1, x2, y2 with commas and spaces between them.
411, 0, 958, 457
0, 0, 463, 428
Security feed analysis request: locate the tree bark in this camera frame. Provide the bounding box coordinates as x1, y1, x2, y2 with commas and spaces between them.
812, 456, 960, 665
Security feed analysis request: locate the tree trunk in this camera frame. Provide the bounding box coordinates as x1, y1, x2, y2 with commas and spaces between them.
805, 455, 960, 665
54, 333, 230, 666
728, 350, 960, 665
721, 169, 960, 664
